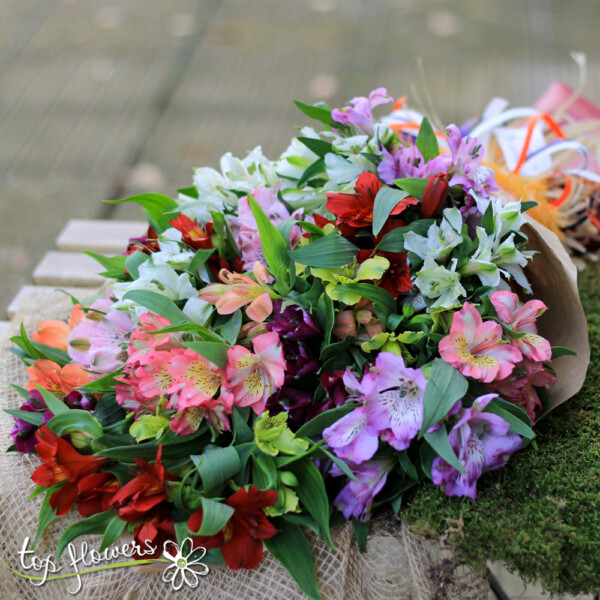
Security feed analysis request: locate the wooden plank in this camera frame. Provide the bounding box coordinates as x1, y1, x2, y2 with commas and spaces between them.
32, 251, 107, 287
7, 285, 97, 319
56, 219, 147, 253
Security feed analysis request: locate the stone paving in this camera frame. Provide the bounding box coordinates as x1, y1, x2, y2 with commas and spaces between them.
1, 1, 600, 597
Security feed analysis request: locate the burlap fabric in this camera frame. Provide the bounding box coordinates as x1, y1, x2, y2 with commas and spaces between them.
0, 290, 490, 599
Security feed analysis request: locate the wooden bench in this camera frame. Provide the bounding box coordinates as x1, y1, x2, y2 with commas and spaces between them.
2, 219, 147, 326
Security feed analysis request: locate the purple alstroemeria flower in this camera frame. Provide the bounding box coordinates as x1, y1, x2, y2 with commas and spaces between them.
10, 391, 54, 453
377, 145, 451, 185
431, 393, 522, 499
365, 352, 427, 451
332, 88, 393, 136
446, 124, 498, 198
331, 458, 393, 522
266, 302, 321, 341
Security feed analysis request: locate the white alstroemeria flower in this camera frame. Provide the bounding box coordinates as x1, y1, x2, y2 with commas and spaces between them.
324, 153, 363, 185
276, 127, 321, 180
459, 227, 501, 287
404, 207, 463, 263
162, 539, 208, 591
492, 233, 534, 292
414, 256, 466, 309
150, 228, 196, 268
332, 134, 369, 155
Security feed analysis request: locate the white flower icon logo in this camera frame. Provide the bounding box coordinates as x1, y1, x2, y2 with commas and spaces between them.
162, 538, 209, 590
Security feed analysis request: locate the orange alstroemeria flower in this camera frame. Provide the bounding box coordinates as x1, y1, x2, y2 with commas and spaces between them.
26, 359, 90, 395
199, 261, 276, 323
32, 304, 85, 350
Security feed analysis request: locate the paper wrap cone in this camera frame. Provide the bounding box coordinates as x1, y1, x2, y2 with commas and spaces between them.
522, 217, 590, 410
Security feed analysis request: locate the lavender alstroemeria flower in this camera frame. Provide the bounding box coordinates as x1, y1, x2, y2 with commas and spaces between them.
446, 124, 498, 198
377, 145, 451, 185
365, 353, 427, 451
331, 458, 393, 522
266, 301, 321, 341
332, 88, 393, 136
431, 393, 522, 499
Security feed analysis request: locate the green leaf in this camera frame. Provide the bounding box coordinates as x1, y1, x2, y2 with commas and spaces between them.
4, 409, 44, 426
35, 384, 69, 415
293, 100, 338, 129
482, 202, 495, 236
46, 410, 104, 438
551, 346, 577, 358
419, 359, 468, 435
372, 187, 410, 236
423, 425, 466, 475
297, 157, 326, 188
295, 405, 356, 439
183, 342, 230, 369
291, 234, 358, 268
99, 514, 127, 552
124, 250, 148, 280
56, 510, 115, 559
232, 407, 254, 444
122, 290, 188, 324
393, 178, 428, 199
188, 248, 215, 273
351, 518, 370, 553
248, 195, 292, 276
83, 252, 128, 279
289, 458, 334, 549
32, 484, 61, 549
375, 219, 435, 252
265, 518, 323, 600
177, 186, 199, 199
297, 137, 333, 158
415, 117, 439, 162
485, 398, 535, 439
191, 497, 234, 536
334, 283, 396, 321
520, 200, 538, 213
192, 446, 241, 493
104, 193, 178, 234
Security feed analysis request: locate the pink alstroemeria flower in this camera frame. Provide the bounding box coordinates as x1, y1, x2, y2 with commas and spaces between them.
199, 262, 276, 323
490, 291, 552, 362
222, 332, 286, 415
134, 350, 180, 398
167, 349, 225, 410
439, 302, 522, 383
170, 405, 231, 436
128, 313, 176, 364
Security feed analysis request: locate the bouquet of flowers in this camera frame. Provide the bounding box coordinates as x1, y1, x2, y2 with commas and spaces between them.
5, 87, 586, 599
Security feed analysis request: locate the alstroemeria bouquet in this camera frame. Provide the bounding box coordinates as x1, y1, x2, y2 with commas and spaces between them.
7, 88, 572, 599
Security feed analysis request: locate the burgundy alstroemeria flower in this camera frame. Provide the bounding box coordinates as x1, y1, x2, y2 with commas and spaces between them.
189, 486, 279, 570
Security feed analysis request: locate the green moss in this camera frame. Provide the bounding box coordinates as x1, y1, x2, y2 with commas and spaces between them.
403, 265, 600, 595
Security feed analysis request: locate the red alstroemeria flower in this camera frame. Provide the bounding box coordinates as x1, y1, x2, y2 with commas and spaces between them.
110, 446, 179, 522
77, 472, 120, 518
169, 214, 214, 250
188, 486, 279, 570
326, 172, 418, 229
132, 507, 176, 559
31, 426, 109, 515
